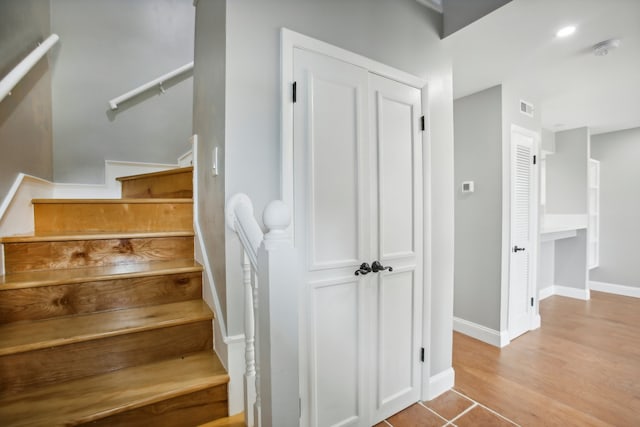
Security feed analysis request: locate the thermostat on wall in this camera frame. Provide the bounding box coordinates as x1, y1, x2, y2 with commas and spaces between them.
462, 181, 474, 193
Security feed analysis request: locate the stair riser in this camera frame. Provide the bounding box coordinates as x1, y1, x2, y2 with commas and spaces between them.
121, 171, 193, 199
0, 321, 213, 395
3, 236, 194, 273
34, 202, 193, 233
0, 272, 202, 323
81, 385, 228, 427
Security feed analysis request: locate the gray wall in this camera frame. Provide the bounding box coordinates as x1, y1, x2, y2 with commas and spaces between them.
591, 127, 640, 288
541, 128, 555, 153
0, 0, 53, 201
443, 0, 512, 37
555, 229, 588, 289
546, 127, 589, 215
51, 0, 194, 184
454, 85, 503, 331
216, 0, 455, 379
193, 0, 228, 324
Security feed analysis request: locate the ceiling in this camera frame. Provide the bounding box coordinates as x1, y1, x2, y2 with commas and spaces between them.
444, 0, 640, 135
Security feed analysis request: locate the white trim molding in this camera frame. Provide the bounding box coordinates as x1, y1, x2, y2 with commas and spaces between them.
538, 286, 555, 301
453, 317, 510, 348
554, 285, 590, 301
590, 281, 640, 298
424, 368, 454, 401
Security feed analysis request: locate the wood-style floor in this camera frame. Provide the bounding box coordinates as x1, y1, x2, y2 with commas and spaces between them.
453, 291, 640, 426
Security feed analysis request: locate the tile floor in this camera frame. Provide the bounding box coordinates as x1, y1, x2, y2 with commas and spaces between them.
374, 389, 520, 427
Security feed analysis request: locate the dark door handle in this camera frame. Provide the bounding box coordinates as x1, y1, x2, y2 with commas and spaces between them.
371, 260, 393, 273
513, 246, 526, 253
355, 262, 372, 276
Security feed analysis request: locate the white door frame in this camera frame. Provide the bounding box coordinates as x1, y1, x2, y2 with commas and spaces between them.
505, 124, 541, 340
280, 28, 432, 423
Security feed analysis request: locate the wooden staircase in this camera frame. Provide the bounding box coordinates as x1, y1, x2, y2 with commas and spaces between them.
0, 166, 230, 426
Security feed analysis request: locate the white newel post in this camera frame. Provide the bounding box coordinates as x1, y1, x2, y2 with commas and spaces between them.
257, 201, 300, 427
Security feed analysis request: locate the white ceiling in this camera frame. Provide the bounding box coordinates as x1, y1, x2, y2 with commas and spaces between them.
444, 0, 640, 135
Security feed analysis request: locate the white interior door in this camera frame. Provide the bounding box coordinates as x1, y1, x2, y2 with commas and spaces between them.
508, 127, 537, 340
294, 47, 371, 427
294, 48, 423, 427
368, 74, 423, 423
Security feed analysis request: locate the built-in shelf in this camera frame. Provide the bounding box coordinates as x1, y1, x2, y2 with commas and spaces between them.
540, 214, 588, 241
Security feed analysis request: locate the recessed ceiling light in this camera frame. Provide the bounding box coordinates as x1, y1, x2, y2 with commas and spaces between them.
556, 26, 576, 38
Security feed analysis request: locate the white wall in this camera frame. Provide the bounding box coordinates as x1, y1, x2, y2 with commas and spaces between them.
591, 127, 640, 289
454, 85, 503, 331
50, 0, 194, 184
220, 0, 455, 382
541, 128, 555, 153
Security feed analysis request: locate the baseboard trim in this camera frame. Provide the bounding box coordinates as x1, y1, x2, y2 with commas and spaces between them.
424, 367, 455, 401
554, 285, 590, 300
0, 174, 54, 240
589, 281, 640, 298
453, 317, 509, 348
538, 286, 555, 301
531, 314, 541, 330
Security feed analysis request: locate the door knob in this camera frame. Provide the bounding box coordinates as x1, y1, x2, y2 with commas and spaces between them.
355, 262, 372, 276
513, 246, 526, 253
371, 260, 393, 273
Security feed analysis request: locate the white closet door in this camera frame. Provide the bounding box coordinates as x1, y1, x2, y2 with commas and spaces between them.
294, 47, 371, 427
508, 129, 535, 340
294, 48, 424, 427
368, 74, 423, 423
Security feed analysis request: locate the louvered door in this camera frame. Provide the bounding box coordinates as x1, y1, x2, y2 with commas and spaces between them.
508, 127, 536, 340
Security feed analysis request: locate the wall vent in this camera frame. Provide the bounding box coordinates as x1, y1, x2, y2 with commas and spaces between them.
520, 100, 534, 117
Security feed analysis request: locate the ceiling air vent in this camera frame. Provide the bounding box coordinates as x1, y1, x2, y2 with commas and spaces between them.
520, 100, 534, 117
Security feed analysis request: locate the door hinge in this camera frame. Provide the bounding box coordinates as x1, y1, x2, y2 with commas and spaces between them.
293, 81, 297, 103
531, 297, 534, 307
420, 115, 425, 131
420, 347, 425, 362
533, 155, 537, 165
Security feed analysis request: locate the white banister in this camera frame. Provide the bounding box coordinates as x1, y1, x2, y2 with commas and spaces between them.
242, 253, 257, 427
226, 194, 299, 427
0, 34, 59, 103
108, 61, 193, 110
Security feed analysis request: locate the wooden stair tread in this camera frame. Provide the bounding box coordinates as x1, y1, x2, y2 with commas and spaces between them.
0, 350, 228, 427
32, 198, 193, 204
0, 230, 194, 243
0, 300, 212, 356
0, 259, 202, 290
199, 413, 244, 427
116, 166, 193, 182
